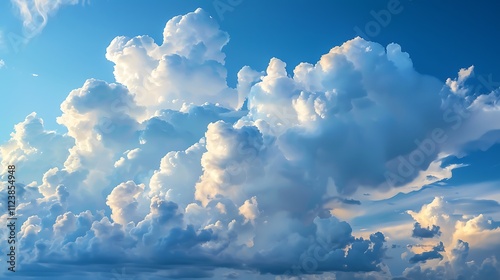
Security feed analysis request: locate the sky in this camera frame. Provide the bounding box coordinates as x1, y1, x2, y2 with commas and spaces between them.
0, 0, 500, 279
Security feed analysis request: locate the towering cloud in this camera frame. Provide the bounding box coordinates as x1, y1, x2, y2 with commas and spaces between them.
106, 8, 239, 116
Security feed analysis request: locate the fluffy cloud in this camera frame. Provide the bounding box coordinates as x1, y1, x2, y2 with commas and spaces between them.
407, 197, 500, 251
148, 141, 205, 208
106, 181, 146, 226
0, 112, 74, 184
106, 8, 238, 116
445, 66, 474, 95
245, 37, 476, 198
403, 240, 500, 280
403, 197, 500, 279
195, 120, 266, 207
238, 196, 260, 224
408, 242, 444, 264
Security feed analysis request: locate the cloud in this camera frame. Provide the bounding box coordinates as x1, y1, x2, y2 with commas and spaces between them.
408, 241, 444, 264
106, 180, 146, 226
403, 240, 500, 280
245, 37, 479, 198
238, 196, 260, 224
0, 59, 5, 68
445, 65, 474, 95
194, 120, 266, 207
403, 197, 500, 279
105, 8, 238, 116
407, 197, 500, 251
11, 0, 80, 39
0, 112, 74, 184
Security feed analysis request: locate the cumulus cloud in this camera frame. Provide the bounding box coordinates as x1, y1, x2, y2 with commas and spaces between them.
403, 240, 500, 280
245, 37, 482, 198
106, 181, 146, 226
238, 196, 259, 224
407, 197, 500, 251
403, 197, 500, 279
445, 65, 474, 95
2, 7, 500, 280
0, 112, 74, 184
195, 120, 266, 207
106, 8, 238, 116
408, 241, 444, 264
411, 222, 441, 239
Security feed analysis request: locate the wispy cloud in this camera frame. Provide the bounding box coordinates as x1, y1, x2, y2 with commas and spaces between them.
10, 0, 80, 39
0, 59, 5, 69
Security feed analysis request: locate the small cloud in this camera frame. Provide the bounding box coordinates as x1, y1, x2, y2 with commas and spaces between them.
12, 0, 83, 39
0, 59, 4, 68
32, 73, 38, 77
412, 222, 441, 239
409, 241, 445, 264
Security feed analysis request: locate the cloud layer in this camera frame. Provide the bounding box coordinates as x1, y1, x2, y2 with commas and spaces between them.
1, 7, 500, 280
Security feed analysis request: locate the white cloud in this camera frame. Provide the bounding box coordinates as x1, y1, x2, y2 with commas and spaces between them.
0, 59, 5, 68
11, 0, 80, 39
0, 112, 74, 184
239, 196, 260, 224
446, 65, 474, 95
149, 141, 205, 208
106, 181, 147, 226
246, 37, 451, 198
105, 8, 238, 117
403, 197, 500, 278
408, 196, 500, 251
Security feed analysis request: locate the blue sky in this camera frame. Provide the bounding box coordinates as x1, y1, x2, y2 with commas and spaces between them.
1, 1, 500, 279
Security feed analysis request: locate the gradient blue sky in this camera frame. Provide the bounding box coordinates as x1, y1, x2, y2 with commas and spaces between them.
1, 1, 500, 279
